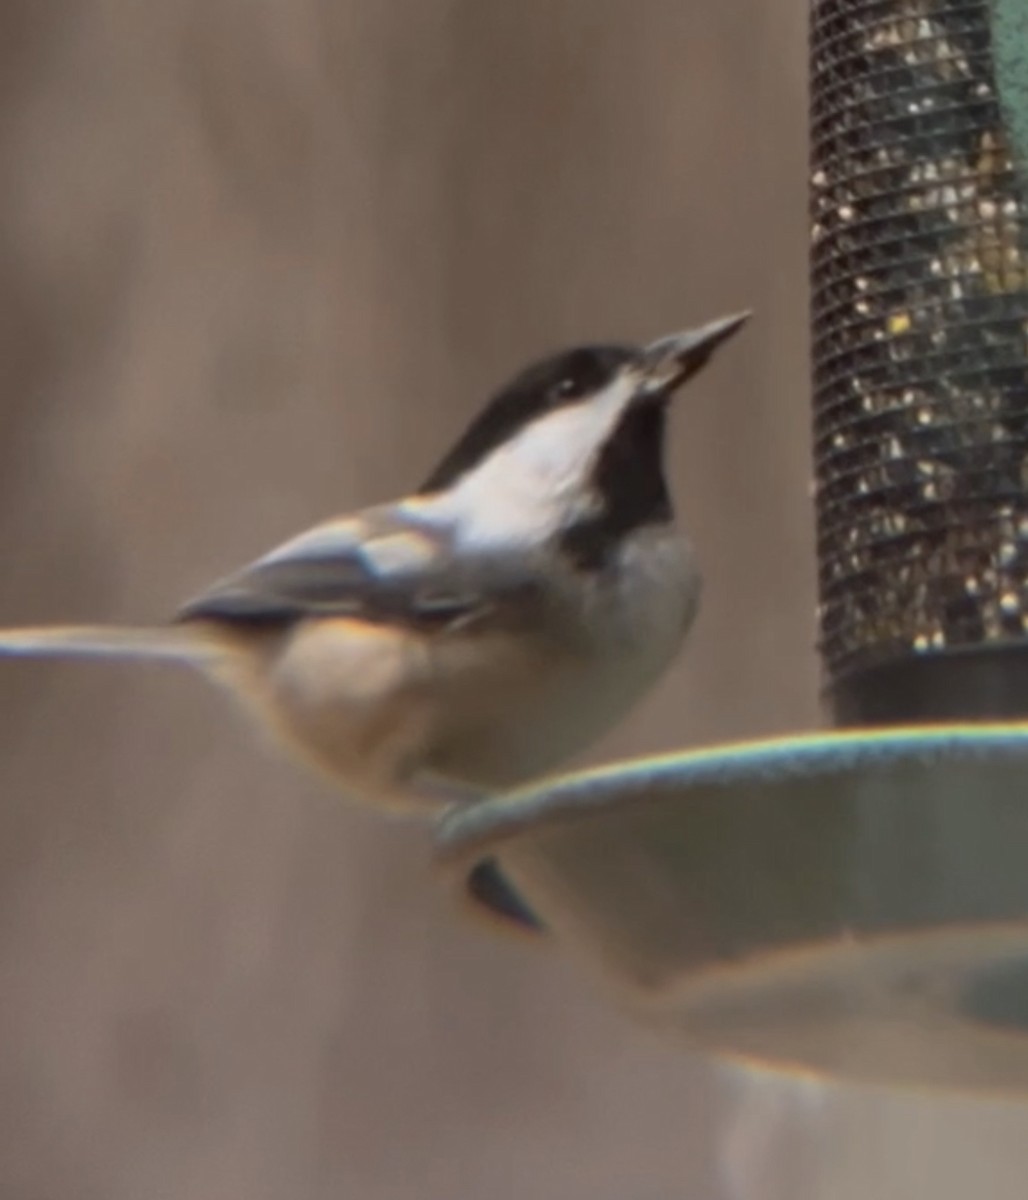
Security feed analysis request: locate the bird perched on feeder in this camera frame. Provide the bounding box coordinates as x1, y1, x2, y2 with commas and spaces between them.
0, 312, 748, 812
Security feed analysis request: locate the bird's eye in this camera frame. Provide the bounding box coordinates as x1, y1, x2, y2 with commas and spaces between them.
542, 349, 622, 405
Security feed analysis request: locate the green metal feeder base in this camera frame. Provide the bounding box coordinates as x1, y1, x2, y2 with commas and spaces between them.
436, 725, 1028, 1094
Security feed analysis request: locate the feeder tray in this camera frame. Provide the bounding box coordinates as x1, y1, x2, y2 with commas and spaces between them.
438, 726, 1028, 1093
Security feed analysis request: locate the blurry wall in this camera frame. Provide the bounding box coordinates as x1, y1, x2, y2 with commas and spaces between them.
0, 3, 812, 1198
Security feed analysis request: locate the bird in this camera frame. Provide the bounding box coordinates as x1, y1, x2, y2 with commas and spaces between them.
0, 312, 748, 814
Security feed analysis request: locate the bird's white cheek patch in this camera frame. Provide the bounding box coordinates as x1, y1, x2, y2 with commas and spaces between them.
445, 380, 634, 550
502, 382, 634, 485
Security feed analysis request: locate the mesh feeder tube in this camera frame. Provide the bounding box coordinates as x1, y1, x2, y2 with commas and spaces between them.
811, 0, 1028, 723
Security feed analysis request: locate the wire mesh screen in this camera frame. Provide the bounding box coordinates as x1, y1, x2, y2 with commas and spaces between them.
811, 0, 1028, 693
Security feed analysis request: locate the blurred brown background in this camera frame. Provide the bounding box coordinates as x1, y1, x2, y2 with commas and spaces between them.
0, 3, 814, 1197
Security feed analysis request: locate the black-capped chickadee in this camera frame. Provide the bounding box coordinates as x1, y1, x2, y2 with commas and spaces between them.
0, 312, 748, 813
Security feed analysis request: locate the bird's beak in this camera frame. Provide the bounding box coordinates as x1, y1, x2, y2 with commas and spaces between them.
637, 310, 751, 396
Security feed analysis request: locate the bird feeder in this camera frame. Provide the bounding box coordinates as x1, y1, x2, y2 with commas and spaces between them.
437, 0, 1028, 1105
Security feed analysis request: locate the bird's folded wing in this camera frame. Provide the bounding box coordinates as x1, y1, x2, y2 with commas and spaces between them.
175, 507, 515, 631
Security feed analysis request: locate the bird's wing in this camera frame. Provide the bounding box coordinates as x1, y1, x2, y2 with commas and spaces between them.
176, 505, 522, 630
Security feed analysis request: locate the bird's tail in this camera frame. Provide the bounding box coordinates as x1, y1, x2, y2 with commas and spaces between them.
0, 624, 220, 665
